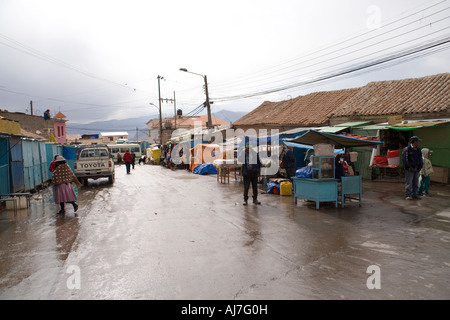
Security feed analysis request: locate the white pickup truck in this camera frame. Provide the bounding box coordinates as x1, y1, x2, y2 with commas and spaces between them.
74, 145, 115, 186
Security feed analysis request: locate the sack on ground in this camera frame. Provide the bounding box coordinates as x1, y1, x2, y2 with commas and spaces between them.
267, 181, 280, 194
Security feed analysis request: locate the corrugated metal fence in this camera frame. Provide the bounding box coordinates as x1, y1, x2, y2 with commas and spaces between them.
0, 135, 76, 193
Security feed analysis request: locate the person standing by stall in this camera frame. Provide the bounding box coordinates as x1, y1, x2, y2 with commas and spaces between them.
239, 142, 262, 206
123, 150, 132, 174
418, 148, 434, 197
281, 145, 296, 181
402, 136, 423, 200
52, 155, 82, 214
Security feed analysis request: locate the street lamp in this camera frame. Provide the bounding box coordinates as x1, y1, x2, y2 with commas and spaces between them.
179, 68, 212, 129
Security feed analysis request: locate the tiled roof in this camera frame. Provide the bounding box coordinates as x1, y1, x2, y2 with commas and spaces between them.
54, 111, 67, 118
331, 73, 450, 117
233, 88, 359, 126
233, 73, 450, 127
20, 128, 46, 140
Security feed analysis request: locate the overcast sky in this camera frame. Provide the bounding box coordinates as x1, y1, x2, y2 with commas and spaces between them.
0, 0, 449, 126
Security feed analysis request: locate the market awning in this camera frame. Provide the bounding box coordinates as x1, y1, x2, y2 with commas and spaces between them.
318, 121, 373, 133
333, 121, 373, 127
318, 126, 349, 133
386, 120, 450, 131
287, 129, 383, 149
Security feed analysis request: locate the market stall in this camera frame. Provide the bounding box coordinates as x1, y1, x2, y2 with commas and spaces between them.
287, 130, 382, 209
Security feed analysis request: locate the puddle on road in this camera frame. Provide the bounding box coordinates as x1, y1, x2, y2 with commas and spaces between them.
436, 210, 450, 219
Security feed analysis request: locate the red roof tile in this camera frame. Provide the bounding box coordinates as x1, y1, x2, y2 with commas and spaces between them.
331, 73, 450, 117
234, 73, 450, 127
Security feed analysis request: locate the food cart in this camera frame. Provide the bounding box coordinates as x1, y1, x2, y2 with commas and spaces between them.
287, 130, 383, 209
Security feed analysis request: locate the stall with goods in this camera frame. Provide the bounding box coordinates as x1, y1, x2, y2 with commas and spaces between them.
287, 130, 382, 209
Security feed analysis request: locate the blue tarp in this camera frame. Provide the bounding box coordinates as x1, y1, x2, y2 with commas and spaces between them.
295, 166, 313, 179
266, 181, 280, 194
193, 163, 217, 175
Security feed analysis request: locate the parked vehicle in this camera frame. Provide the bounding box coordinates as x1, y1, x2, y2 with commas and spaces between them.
74, 145, 115, 186
107, 143, 142, 162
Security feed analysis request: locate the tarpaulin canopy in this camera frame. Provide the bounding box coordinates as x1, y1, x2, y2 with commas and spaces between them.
287, 129, 383, 149
386, 120, 450, 131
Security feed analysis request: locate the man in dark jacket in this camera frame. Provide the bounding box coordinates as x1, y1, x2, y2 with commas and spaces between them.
402, 136, 423, 200
282, 145, 297, 181
239, 143, 262, 206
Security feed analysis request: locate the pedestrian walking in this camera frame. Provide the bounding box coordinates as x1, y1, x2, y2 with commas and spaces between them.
51, 155, 82, 214
402, 136, 423, 200
418, 148, 434, 197
131, 150, 136, 169
238, 142, 262, 206
117, 152, 122, 164
123, 150, 132, 174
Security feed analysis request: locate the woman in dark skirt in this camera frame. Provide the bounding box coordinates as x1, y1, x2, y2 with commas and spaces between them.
52, 156, 82, 214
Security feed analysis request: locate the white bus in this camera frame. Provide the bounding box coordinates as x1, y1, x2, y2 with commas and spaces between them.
108, 143, 142, 162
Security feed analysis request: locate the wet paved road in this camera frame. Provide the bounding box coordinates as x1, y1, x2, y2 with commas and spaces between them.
1, 163, 449, 300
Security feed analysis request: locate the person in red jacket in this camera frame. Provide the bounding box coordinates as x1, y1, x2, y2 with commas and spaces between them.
123, 150, 132, 174
49, 154, 59, 173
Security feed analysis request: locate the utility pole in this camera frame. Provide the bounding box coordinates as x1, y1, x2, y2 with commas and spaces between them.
30, 100, 33, 116
173, 91, 177, 130
179, 68, 213, 129
157, 75, 163, 145
203, 75, 212, 129
158, 76, 177, 144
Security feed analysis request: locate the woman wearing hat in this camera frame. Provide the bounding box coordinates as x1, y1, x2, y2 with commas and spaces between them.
51, 156, 82, 214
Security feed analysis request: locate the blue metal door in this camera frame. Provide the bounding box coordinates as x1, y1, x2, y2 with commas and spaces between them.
0, 136, 10, 194
22, 139, 34, 191
9, 136, 24, 192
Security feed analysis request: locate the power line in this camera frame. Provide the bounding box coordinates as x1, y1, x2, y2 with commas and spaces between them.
211, 0, 448, 90
0, 33, 138, 92
212, 35, 450, 102
213, 11, 449, 93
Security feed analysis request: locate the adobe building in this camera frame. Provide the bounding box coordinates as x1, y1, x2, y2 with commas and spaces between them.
0, 109, 67, 143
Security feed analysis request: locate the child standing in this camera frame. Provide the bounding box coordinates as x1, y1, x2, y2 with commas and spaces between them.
418, 148, 434, 197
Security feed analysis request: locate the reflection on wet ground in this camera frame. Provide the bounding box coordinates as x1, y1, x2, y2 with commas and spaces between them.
1, 164, 449, 299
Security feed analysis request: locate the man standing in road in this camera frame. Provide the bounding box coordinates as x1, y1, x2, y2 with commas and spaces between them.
238, 142, 262, 206
281, 145, 296, 181
402, 136, 423, 200
123, 150, 132, 174
131, 150, 136, 170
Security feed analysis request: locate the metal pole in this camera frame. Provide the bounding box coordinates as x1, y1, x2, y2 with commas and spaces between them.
157, 76, 163, 145
173, 91, 177, 129
204, 75, 212, 129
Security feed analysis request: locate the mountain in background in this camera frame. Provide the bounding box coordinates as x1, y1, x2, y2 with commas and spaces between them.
66, 109, 248, 141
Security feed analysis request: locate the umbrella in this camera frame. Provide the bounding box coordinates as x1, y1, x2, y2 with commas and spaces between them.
287, 129, 382, 149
